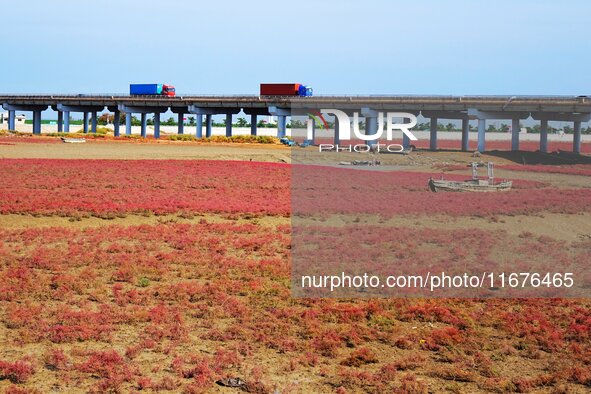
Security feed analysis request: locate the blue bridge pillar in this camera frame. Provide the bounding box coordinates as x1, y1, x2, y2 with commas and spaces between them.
57, 111, 63, 132
54, 104, 104, 135
64, 111, 70, 132
125, 113, 132, 135
206, 114, 212, 137
461, 118, 469, 151
539, 119, 548, 152
154, 112, 160, 138
178, 113, 184, 134
33, 110, 42, 134
366, 116, 378, 140
83, 112, 89, 133
361, 108, 379, 142
8, 110, 15, 130
268, 107, 290, 139
91, 112, 98, 133
140, 113, 147, 138
250, 114, 257, 136
573, 121, 581, 154
429, 117, 438, 150
113, 110, 120, 136
225, 113, 233, 137
196, 115, 203, 138
511, 118, 520, 151
477, 119, 486, 152
334, 117, 340, 145
277, 115, 287, 138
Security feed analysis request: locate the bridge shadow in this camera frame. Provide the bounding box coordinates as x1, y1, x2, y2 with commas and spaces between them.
484, 150, 591, 165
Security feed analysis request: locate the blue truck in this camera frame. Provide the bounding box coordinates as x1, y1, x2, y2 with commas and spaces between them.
129, 84, 176, 97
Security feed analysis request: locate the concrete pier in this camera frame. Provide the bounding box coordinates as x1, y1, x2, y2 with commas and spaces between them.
540, 119, 548, 152
178, 113, 184, 135
57, 111, 63, 132
154, 112, 160, 138
83, 112, 89, 133
196, 115, 203, 138
430, 117, 438, 150
250, 114, 257, 136
225, 113, 232, 137
206, 114, 212, 138
511, 118, 520, 151
125, 113, 132, 135
461, 118, 469, 151
573, 121, 582, 153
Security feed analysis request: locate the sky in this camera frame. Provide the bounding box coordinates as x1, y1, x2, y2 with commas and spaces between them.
1, 0, 590, 96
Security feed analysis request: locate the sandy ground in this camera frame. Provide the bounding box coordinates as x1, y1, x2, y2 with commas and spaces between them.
0, 139, 292, 162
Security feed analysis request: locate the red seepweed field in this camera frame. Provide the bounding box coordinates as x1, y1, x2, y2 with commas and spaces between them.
0, 150, 590, 393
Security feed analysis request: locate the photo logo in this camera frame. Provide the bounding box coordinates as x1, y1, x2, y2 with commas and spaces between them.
310, 109, 419, 142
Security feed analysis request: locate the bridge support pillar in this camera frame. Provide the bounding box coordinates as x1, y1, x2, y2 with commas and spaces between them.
573, 121, 581, 154
402, 117, 411, 149
225, 113, 233, 137
33, 110, 42, 134
307, 117, 316, 145
91, 112, 97, 133
57, 111, 63, 132
82, 112, 88, 133
511, 118, 520, 151
83, 112, 89, 133
277, 115, 287, 138
477, 119, 486, 152
206, 114, 212, 137
540, 119, 548, 152
178, 113, 184, 134
113, 111, 120, 136
154, 112, 160, 138
334, 117, 340, 145
63, 111, 70, 132
126, 113, 132, 135
140, 113, 147, 138
365, 116, 378, 141
250, 114, 257, 136
429, 117, 438, 150
461, 118, 469, 151
268, 107, 290, 138
8, 110, 15, 131
196, 115, 203, 138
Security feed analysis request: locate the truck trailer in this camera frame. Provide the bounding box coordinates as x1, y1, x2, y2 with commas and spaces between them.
129, 84, 176, 97
260, 83, 313, 97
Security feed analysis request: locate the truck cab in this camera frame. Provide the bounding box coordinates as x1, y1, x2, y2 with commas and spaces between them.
162, 85, 176, 97
298, 85, 313, 97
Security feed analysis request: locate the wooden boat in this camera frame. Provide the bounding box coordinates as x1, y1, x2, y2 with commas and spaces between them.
428, 162, 512, 192
61, 137, 86, 143
428, 178, 512, 192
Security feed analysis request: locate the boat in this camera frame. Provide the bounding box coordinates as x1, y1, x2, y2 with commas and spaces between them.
61, 137, 86, 143
428, 162, 512, 192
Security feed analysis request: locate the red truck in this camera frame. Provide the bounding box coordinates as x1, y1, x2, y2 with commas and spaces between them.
260, 83, 313, 97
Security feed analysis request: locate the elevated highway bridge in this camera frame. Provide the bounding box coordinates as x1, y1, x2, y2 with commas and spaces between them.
2, 95, 590, 152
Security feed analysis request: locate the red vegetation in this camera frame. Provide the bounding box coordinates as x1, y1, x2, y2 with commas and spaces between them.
0, 359, 35, 384
1, 159, 589, 219
0, 159, 290, 217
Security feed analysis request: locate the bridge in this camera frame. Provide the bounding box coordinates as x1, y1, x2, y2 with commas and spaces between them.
2, 95, 590, 153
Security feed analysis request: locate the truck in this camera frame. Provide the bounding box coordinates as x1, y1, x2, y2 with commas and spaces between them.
130, 84, 176, 97
260, 83, 313, 97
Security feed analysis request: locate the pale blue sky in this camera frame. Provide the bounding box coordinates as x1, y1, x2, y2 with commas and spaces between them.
1, 0, 590, 96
